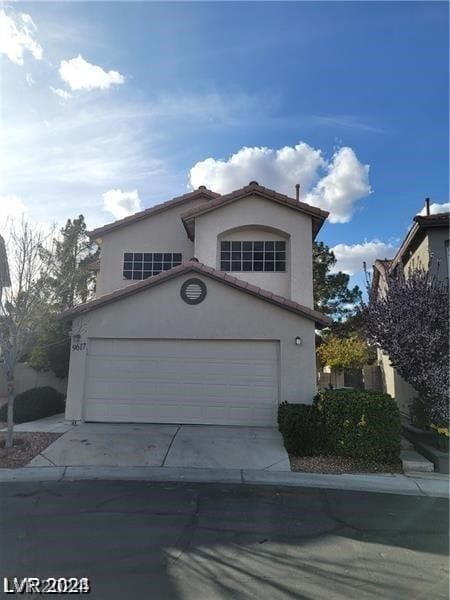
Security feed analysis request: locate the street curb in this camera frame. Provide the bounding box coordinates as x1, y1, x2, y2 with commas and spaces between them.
0, 466, 448, 497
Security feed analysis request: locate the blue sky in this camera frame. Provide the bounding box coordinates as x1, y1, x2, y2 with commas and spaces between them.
1, 1, 448, 288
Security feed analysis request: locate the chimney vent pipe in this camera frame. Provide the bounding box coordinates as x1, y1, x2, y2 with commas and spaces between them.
295, 184, 300, 202
425, 198, 430, 216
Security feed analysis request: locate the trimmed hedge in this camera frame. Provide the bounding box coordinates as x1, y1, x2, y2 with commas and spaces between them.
409, 396, 430, 430
278, 402, 323, 456
0, 386, 66, 424
314, 389, 401, 462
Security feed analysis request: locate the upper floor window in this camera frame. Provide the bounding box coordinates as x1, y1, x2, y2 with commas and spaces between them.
123, 252, 182, 280
220, 241, 286, 272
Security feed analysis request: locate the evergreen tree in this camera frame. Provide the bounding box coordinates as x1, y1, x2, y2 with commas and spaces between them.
50, 215, 97, 310
313, 241, 362, 322
29, 215, 97, 378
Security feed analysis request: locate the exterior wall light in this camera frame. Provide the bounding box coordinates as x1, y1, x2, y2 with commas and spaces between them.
295, 336, 302, 346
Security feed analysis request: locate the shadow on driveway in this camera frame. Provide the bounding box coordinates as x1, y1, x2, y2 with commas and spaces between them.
0, 481, 448, 599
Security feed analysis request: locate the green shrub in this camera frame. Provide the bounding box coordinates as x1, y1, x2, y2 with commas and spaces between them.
278, 402, 323, 456
409, 396, 430, 430
277, 401, 290, 431
0, 386, 66, 424
314, 389, 401, 462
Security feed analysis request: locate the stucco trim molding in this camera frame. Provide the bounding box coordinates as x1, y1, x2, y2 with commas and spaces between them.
216, 224, 291, 240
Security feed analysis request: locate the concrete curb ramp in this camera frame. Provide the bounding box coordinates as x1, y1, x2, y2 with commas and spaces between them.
0, 466, 448, 498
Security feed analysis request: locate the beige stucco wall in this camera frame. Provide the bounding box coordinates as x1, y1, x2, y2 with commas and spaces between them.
193, 195, 314, 307
428, 228, 449, 280
378, 350, 416, 416
403, 227, 448, 280
0, 363, 67, 399
95, 197, 208, 295
66, 273, 317, 421
404, 235, 429, 273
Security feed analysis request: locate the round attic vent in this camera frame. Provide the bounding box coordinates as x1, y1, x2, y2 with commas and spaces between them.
180, 278, 207, 305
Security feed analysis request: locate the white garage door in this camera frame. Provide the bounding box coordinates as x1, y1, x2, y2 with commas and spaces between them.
84, 339, 279, 426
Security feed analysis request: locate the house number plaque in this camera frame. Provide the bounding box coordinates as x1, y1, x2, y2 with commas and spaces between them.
72, 343, 87, 351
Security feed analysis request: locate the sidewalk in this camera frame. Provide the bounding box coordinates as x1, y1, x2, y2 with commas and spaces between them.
2, 415, 448, 497
0, 464, 448, 497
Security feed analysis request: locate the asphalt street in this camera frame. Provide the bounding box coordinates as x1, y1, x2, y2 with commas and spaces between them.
0, 481, 448, 599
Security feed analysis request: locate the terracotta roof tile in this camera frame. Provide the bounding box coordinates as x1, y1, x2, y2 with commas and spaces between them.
61, 261, 331, 327
390, 211, 449, 270
413, 213, 449, 227
88, 187, 219, 239
180, 182, 329, 240
199, 264, 215, 274
244, 283, 261, 294
271, 293, 287, 304
258, 289, 274, 299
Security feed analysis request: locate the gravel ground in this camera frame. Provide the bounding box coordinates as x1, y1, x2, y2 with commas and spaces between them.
0, 432, 62, 468
290, 454, 403, 474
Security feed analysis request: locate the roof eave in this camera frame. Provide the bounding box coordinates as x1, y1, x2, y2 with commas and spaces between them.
180, 190, 329, 241
182, 218, 195, 241
60, 262, 330, 327
88, 189, 219, 239
389, 222, 421, 270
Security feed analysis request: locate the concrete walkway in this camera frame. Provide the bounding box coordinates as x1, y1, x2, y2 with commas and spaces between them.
2, 415, 448, 498
6, 416, 291, 471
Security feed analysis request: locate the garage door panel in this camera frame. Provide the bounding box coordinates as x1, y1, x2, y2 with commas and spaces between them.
84, 339, 279, 426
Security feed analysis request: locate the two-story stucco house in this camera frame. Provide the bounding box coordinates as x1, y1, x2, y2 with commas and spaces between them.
62, 181, 331, 426
372, 203, 449, 415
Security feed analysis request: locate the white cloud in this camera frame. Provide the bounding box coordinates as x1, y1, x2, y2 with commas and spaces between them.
304, 147, 371, 223
417, 201, 449, 216
0, 195, 28, 229
331, 240, 397, 275
50, 86, 71, 101
0, 9, 43, 65
25, 72, 35, 87
189, 143, 325, 196
102, 189, 141, 219
188, 143, 371, 223
59, 55, 125, 91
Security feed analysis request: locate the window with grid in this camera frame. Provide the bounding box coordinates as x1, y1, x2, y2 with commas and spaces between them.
123, 252, 182, 280
220, 241, 286, 272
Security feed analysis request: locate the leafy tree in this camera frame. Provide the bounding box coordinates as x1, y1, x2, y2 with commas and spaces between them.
313, 241, 361, 322
0, 221, 54, 448
29, 216, 97, 378
362, 262, 449, 425
316, 335, 371, 370
50, 215, 97, 310
28, 319, 71, 379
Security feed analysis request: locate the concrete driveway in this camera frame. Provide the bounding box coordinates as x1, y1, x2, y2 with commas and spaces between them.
22, 416, 290, 471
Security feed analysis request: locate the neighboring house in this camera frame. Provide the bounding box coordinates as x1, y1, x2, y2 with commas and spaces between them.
62, 181, 331, 426
372, 203, 449, 415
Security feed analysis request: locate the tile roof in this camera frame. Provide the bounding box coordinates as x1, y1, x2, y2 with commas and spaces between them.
61, 261, 331, 327
181, 181, 329, 240
88, 187, 219, 239
390, 211, 449, 270
413, 213, 450, 228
